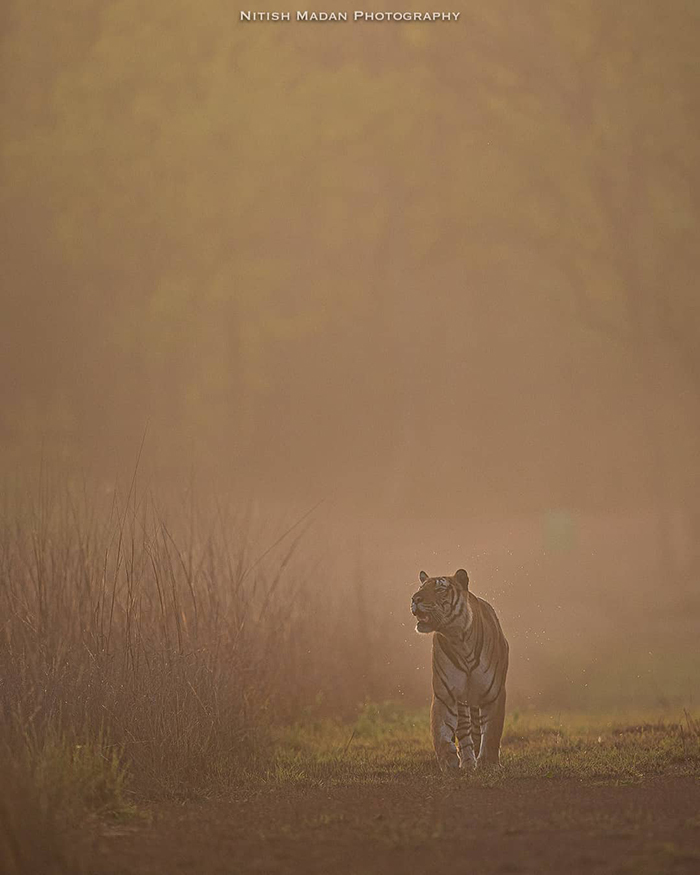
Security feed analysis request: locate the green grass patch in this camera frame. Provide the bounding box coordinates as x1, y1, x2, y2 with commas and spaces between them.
263, 704, 700, 789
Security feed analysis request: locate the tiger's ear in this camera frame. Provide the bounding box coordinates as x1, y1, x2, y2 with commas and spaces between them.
454, 569, 469, 589
419, 570, 428, 583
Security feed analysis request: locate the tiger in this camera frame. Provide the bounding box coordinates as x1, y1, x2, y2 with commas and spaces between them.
411, 568, 509, 771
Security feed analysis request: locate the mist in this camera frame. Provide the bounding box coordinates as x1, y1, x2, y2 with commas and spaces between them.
1, 1, 699, 714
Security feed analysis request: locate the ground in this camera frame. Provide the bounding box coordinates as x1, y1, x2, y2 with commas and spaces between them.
78, 709, 700, 875
85, 777, 700, 875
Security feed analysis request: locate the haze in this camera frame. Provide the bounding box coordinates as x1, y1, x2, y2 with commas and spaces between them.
1, 1, 699, 711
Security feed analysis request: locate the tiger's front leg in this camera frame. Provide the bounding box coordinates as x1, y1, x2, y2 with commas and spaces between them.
456, 702, 477, 769
476, 687, 506, 768
430, 694, 460, 772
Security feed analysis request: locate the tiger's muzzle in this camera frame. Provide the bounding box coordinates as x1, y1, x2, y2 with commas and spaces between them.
411, 597, 435, 633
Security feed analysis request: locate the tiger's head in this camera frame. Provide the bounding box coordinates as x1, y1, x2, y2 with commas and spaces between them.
411, 569, 469, 633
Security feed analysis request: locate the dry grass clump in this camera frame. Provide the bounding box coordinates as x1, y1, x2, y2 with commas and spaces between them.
0, 476, 374, 808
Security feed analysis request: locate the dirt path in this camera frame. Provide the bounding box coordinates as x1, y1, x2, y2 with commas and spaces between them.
83, 777, 700, 875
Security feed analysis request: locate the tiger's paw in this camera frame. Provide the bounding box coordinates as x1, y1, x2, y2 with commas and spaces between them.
438, 755, 461, 774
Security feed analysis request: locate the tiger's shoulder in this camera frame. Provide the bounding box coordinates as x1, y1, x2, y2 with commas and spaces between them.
471, 592, 508, 643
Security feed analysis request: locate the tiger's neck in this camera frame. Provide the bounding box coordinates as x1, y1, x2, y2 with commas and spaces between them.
438, 590, 476, 647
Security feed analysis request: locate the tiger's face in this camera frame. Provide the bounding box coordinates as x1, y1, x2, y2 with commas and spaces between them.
411, 569, 469, 633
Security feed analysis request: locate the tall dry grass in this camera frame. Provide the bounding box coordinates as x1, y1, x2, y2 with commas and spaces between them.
0, 474, 379, 808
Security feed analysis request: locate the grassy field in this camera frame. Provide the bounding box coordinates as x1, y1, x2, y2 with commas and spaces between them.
264, 703, 700, 788
5, 705, 699, 875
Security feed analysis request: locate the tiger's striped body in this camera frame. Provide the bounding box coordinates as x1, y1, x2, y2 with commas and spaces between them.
411, 569, 508, 771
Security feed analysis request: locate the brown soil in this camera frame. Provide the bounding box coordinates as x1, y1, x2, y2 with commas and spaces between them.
80, 777, 700, 875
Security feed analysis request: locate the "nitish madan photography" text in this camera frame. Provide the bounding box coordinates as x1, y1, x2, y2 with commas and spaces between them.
240, 11, 462, 22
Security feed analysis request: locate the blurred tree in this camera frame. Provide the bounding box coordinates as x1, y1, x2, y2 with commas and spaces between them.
438, 2, 700, 574
0, 0, 698, 542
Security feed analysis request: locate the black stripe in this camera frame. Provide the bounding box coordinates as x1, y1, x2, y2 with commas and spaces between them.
436, 634, 468, 673
433, 658, 454, 693
433, 693, 457, 716
471, 602, 485, 666
480, 657, 505, 705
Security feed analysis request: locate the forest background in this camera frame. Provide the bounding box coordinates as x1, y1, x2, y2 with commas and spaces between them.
1, 1, 699, 724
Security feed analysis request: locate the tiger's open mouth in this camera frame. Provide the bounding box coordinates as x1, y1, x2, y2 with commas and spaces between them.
415, 610, 434, 631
